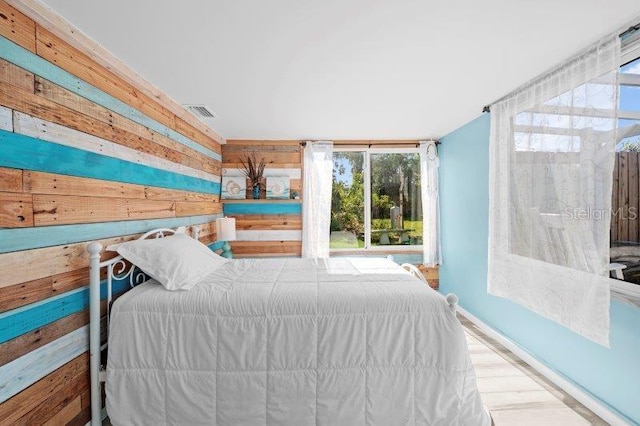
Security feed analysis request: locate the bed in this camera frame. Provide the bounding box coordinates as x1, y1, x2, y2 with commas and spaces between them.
87, 228, 491, 426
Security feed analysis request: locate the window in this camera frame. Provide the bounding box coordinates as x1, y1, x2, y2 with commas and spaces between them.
610, 49, 640, 297
330, 148, 422, 250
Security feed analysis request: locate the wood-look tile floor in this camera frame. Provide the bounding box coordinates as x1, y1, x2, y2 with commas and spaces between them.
460, 315, 608, 426
105, 318, 607, 426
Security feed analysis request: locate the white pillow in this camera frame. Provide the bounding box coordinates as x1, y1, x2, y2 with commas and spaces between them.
116, 233, 229, 291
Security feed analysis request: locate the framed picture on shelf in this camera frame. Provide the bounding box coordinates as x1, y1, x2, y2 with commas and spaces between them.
221, 176, 247, 200
266, 176, 290, 199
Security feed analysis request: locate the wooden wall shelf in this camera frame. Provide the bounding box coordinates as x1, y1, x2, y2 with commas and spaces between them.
222, 199, 301, 203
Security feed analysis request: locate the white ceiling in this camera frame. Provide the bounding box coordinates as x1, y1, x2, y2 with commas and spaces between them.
43, 0, 640, 140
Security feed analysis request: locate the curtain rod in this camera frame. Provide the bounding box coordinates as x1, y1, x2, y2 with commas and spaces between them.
482, 18, 640, 113
300, 140, 440, 147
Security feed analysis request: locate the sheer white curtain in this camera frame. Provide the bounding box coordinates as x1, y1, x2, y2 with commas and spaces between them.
488, 36, 620, 346
302, 141, 333, 258
420, 141, 441, 266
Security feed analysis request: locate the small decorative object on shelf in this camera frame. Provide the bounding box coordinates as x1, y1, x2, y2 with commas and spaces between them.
292, 191, 300, 200
252, 185, 261, 200
266, 176, 290, 199
239, 153, 266, 200
221, 176, 247, 200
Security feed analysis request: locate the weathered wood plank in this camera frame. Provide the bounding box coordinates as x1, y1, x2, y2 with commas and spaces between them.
0, 0, 36, 53
0, 191, 33, 227
231, 241, 302, 257
34, 76, 220, 171
175, 201, 222, 217
0, 129, 221, 195
290, 178, 302, 194
234, 215, 302, 230
23, 170, 220, 204
0, 57, 33, 91
200, 234, 216, 246
0, 275, 51, 313
0, 353, 87, 425
33, 194, 176, 226
0, 265, 109, 314
67, 406, 90, 426
0, 167, 22, 192
41, 393, 83, 426
0, 104, 11, 131
13, 110, 220, 182
52, 266, 108, 296
144, 185, 219, 203
33, 26, 222, 157
0, 325, 88, 403
417, 265, 439, 290
0, 213, 221, 254
24, 170, 145, 199
80, 389, 90, 410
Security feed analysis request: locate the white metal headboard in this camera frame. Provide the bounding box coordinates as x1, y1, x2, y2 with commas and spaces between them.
86, 227, 185, 426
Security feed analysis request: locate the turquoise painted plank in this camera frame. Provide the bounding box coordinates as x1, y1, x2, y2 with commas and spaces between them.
208, 241, 225, 251
223, 202, 302, 215
0, 214, 222, 254
0, 325, 88, 403
0, 278, 131, 344
0, 36, 221, 161
0, 130, 220, 195
389, 254, 423, 265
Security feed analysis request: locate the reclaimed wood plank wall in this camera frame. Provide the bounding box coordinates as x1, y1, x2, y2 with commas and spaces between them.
222, 140, 438, 287
0, 1, 223, 423
222, 140, 303, 257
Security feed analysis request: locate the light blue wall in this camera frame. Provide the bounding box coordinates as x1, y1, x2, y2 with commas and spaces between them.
439, 114, 640, 424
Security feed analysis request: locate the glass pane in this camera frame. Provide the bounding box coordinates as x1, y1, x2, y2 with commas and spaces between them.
370, 153, 422, 246
330, 152, 365, 249
617, 58, 640, 151
611, 56, 640, 286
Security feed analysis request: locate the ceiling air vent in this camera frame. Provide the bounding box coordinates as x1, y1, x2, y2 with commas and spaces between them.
183, 104, 216, 119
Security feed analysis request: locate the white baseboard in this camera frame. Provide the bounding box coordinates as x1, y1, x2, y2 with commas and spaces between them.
456, 306, 630, 426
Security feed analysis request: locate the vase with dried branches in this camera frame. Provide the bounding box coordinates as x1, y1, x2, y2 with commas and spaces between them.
240, 153, 266, 199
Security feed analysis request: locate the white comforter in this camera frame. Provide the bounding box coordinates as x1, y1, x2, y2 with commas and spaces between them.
107, 257, 490, 426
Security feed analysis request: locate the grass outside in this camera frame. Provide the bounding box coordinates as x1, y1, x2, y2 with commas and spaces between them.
330, 220, 423, 249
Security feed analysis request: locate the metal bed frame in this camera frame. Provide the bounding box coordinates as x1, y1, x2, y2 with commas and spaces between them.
86, 227, 184, 426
